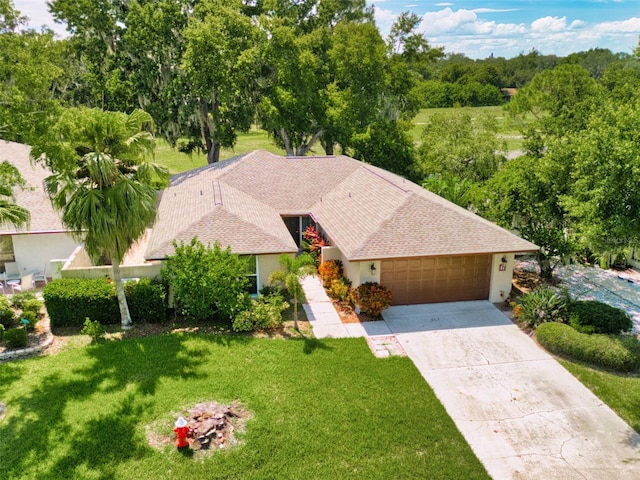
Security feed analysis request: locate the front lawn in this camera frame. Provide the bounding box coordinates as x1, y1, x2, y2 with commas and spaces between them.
0, 334, 488, 479
561, 359, 640, 433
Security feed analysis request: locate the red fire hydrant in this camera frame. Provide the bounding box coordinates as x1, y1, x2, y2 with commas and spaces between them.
173, 417, 191, 449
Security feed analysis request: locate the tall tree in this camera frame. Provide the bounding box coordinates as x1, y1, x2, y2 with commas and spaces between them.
0, 1, 64, 143
415, 109, 506, 182
35, 108, 169, 329
182, 0, 261, 163
482, 155, 573, 280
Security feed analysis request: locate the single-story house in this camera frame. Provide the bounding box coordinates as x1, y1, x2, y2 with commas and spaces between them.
146, 150, 537, 305
0, 140, 80, 278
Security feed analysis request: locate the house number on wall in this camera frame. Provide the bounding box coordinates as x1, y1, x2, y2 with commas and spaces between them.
499, 264, 506, 271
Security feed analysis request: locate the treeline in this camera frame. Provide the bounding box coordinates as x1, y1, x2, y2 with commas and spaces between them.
1, 0, 635, 169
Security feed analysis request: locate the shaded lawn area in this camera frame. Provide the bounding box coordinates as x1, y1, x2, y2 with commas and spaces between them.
0, 335, 489, 480
561, 360, 640, 433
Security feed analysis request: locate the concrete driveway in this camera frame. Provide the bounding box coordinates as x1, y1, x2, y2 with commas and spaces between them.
381, 301, 640, 480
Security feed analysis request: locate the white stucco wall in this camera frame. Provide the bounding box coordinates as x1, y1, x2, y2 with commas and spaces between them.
489, 253, 515, 303
12, 232, 79, 277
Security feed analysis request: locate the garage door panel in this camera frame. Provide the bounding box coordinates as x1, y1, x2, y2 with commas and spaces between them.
380, 255, 491, 305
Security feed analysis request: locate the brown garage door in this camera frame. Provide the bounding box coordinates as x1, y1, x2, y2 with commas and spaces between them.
380, 255, 491, 305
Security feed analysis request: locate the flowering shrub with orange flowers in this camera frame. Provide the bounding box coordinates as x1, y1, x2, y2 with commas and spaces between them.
318, 260, 343, 289
351, 282, 392, 317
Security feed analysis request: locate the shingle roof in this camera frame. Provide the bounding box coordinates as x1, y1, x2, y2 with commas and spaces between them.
0, 140, 66, 234
146, 150, 537, 260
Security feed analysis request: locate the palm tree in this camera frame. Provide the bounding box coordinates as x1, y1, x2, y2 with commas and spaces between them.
268, 253, 316, 331
0, 161, 29, 228
43, 108, 169, 329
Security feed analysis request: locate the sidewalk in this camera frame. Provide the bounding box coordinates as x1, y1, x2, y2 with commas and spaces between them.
300, 276, 366, 338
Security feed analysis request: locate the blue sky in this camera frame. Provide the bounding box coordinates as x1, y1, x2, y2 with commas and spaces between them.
372, 0, 640, 58
14, 0, 640, 59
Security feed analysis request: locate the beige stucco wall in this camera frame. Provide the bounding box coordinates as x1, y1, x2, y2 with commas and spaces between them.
358, 260, 379, 285
12, 232, 79, 277
257, 254, 284, 291
489, 253, 515, 303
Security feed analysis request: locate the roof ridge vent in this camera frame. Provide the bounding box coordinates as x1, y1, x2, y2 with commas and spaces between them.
213, 181, 223, 206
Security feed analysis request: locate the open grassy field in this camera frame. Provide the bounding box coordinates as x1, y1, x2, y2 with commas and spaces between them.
153, 128, 282, 174
0, 334, 489, 480
153, 106, 524, 173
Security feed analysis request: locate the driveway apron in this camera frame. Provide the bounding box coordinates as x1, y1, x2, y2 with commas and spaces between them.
382, 301, 640, 480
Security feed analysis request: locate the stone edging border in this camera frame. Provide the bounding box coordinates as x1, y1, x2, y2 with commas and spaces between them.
0, 315, 53, 362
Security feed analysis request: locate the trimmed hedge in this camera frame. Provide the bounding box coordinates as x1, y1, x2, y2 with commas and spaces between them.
44, 278, 119, 327
536, 322, 640, 373
43, 278, 168, 327
124, 278, 167, 323
568, 300, 632, 334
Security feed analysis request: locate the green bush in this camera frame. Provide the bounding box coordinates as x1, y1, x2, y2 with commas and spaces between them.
162, 238, 251, 322
568, 300, 632, 334
0, 323, 4, 341
3, 327, 27, 349
124, 278, 167, 323
0, 296, 15, 327
10, 291, 37, 310
516, 287, 568, 329
80, 317, 106, 343
20, 311, 37, 331
536, 322, 640, 373
351, 282, 393, 317
22, 298, 43, 317
43, 278, 119, 327
232, 294, 289, 332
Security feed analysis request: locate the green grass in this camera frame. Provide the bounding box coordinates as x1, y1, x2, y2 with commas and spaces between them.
0, 334, 488, 479
154, 127, 283, 174
560, 359, 640, 433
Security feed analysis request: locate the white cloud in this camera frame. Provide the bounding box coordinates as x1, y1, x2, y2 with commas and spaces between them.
531, 16, 568, 33
472, 8, 519, 14
594, 17, 640, 33
434, 2, 454, 6
419, 8, 477, 35
373, 6, 398, 37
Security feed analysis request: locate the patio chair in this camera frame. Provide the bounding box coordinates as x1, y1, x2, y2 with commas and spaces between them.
4, 261, 20, 282
9, 273, 33, 294
32, 267, 47, 286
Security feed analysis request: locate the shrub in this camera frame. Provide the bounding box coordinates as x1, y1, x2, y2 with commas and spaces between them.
162, 238, 251, 322
20, 311, 37, 331
516, 287, 568, 329
124, 278, 167, 323
537, 322, 640, 373
22, 299, 43, 317
3, 327, 27, 349
10, 291, 37, 310
0, 296, 15, 327
351, 282, 392, 317
568, 300, 632, 334
0, 323, 4, 341
259, 285, 286, 298
43, 278, 119, 327
80, 317, 106, 343
328, 277, 352, 303
302, 225, 327, 264
232, 294, 289, 332
318, 260, 343, 289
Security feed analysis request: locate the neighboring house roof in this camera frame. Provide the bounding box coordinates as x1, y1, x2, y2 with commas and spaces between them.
0, 140, 66, 234
145, 150, 537, 261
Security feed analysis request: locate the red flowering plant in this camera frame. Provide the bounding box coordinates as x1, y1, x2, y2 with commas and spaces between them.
302, 225, 327, 265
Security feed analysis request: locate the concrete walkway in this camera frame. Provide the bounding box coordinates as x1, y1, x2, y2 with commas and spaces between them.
382, 301, 640, 480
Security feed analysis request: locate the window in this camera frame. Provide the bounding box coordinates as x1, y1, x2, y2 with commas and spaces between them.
243, 255, 258, 295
